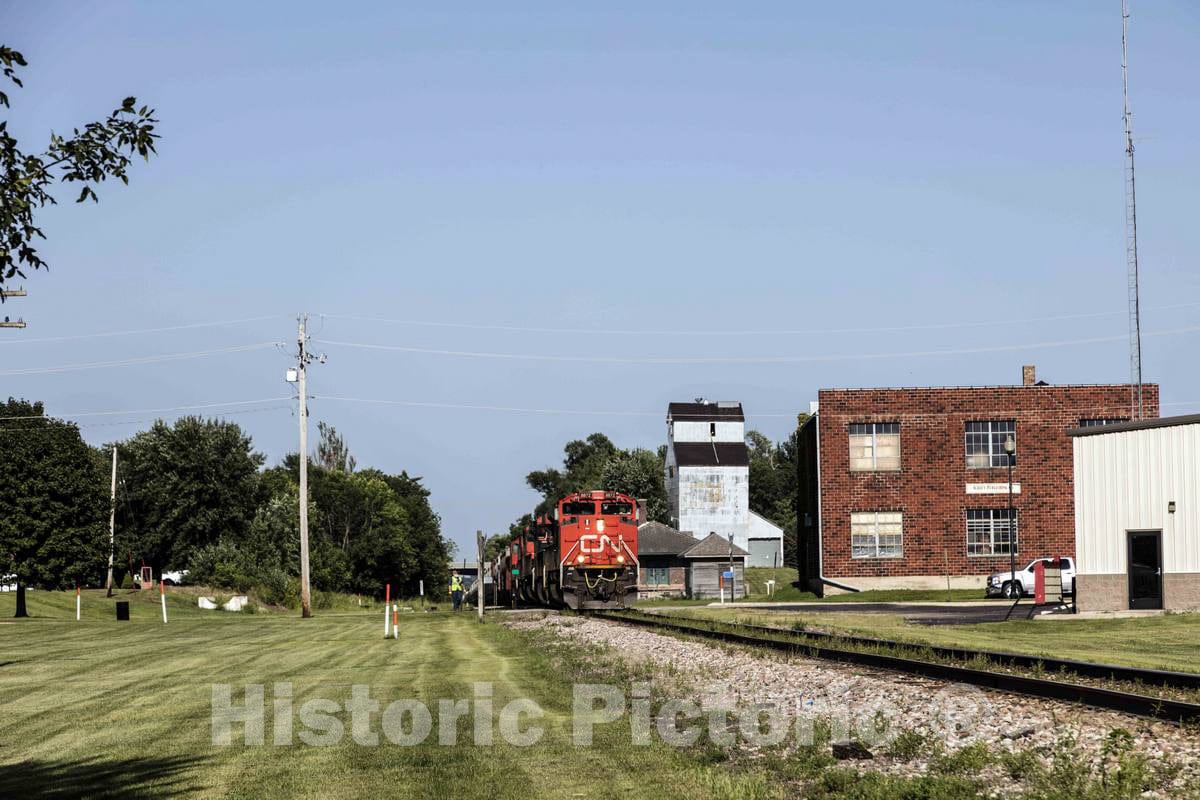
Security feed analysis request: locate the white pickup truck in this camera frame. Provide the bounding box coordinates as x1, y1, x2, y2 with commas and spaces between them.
986, 557, 1075, 599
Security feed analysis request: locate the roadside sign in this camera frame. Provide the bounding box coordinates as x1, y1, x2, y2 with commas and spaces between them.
722, 570, 734, 579
483, 575, 494, 584
511, 568, 520, 576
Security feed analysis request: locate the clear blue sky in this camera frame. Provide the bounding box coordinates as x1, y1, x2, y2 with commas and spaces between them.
4, 1, 1198, 556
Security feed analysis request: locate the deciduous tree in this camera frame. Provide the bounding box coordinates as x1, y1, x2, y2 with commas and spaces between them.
600, 448, 669, 523
113, 417, 264, 572
0, 399, 108, 616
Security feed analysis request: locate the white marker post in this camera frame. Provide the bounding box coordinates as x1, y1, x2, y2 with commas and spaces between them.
384, 583, 391, 638
76, 586, 81, 621
160, 578, 168, 624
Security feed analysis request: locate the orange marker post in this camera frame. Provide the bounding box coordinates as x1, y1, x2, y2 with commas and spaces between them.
392, 605, 399, 639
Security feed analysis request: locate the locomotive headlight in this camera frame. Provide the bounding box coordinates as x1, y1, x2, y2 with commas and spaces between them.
576, 555, 586, 564
616, 555, 625, 564
595, 519, 605, 533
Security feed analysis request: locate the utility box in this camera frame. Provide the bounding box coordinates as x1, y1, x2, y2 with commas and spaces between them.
1034, 558, 1064, 605
115, 601, 130, 621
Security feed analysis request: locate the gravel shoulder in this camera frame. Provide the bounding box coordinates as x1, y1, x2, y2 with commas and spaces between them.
507, 613, 1200, 797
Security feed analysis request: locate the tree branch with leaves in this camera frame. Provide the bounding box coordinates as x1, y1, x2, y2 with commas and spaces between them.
1, 45, 159, 291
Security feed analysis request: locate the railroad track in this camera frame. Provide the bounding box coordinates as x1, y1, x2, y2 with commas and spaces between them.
593, 610, 1200, 724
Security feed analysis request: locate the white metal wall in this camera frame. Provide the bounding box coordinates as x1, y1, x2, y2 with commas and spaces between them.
664, 443, 678, 523
1074, 423, 1199, 574
671, 420, 745, 443
677, 465, 750, 549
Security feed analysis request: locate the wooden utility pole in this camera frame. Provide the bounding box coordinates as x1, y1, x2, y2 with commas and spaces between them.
105, 446, 118, 596
298, 315, 312, 619
476, 530, 485, 621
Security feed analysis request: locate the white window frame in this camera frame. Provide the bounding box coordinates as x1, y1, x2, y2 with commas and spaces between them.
966, 508, 1018, 556
643, 567, 671, 586
850, 511, 903, 559
965, 420, 1015, 469
849, 422, 901, 472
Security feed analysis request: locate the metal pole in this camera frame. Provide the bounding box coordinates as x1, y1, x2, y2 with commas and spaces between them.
729, 538, 735, 601
1122, 0, 1144, 419
1008, 450, 1016, 594
476, 530, 485, 621
105, 446, 117, 597
298, 315, 312, 619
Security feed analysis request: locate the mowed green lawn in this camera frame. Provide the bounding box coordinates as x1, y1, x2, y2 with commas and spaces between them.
0, 590, 779, 800
663, 606, 1200, 673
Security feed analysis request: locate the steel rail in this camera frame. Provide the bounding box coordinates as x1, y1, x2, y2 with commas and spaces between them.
594, 611, 1200, 724
656, 613, 1200, 690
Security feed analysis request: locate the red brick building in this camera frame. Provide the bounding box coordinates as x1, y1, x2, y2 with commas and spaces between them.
796, 369, 1159, 593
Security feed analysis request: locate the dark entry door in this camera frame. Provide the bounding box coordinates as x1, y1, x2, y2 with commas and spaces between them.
1127, 531, 1163, 610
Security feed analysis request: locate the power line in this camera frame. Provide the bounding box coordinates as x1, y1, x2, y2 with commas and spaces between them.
0, 403, 292, 433
316, 299, 1200, 337
0, 315, 285, 346
0, 397, 293, 422
312, 324, 1200, 366
2, 393, 1191, 434
313, 395, 1197, 419
0, 342, 282, 376
312, 395, 664, 417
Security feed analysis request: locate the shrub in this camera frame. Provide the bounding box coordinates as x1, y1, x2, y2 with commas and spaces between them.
254, 569, 297, 607
931, 742, 994, 776
187, 541, 255, 593
887, 729, 931, 762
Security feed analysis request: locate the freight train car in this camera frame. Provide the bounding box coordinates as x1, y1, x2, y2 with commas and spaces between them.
495, 490, 640, 610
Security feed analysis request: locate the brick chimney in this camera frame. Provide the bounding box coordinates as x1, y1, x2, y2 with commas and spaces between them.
1022, 364, 1037, 387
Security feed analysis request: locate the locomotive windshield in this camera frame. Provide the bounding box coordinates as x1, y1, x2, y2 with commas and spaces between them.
601, 501, 634, 515
561, 501, 596, 515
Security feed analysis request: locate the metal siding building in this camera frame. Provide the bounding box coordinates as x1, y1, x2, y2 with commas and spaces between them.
664, 400, 786, 565
1071, 415, 1200, 612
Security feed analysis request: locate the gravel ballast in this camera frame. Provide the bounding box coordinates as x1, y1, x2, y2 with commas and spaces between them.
508, 614, 1200, 794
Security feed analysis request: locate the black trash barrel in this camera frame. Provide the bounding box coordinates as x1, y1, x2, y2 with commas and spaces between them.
115, 601, 130, 621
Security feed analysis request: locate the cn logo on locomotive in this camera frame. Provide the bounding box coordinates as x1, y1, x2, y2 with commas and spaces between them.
578, 534, 619, 554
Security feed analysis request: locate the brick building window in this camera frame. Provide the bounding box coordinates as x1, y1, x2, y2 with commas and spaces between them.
966, 508, 1018, 556
1079, 418, 1128, 428
965, 420, 1015, 468
643, 567, 670, 586
850, 511, 903, 558
849, 422, 900, 471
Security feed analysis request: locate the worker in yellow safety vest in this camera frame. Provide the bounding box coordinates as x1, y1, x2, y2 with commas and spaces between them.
449, 575, 464, 611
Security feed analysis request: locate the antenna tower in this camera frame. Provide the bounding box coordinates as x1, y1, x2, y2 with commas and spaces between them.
1121, 0, 1144, 419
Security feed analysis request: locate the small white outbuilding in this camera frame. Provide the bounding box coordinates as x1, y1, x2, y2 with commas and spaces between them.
1070, 414, 1200, 612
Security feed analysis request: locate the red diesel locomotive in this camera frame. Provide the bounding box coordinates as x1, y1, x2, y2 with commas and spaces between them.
495, 490, 640, 610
